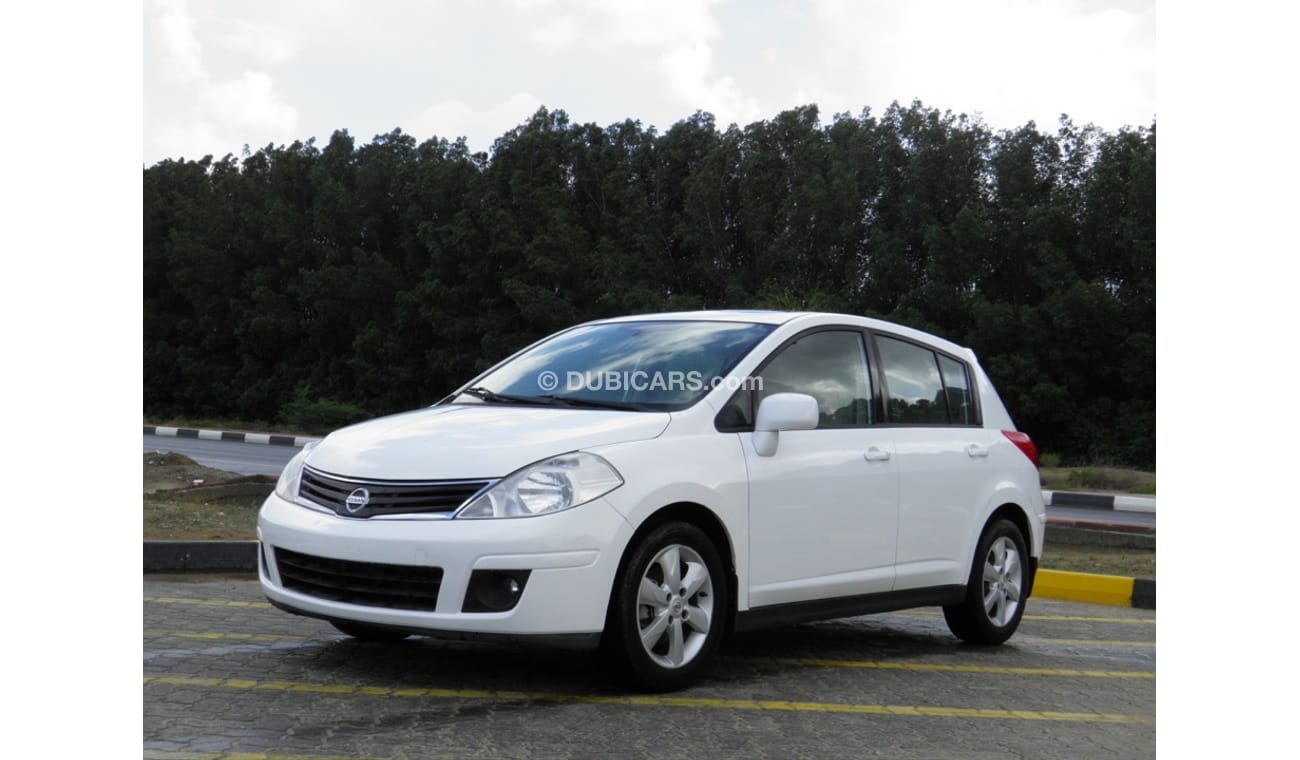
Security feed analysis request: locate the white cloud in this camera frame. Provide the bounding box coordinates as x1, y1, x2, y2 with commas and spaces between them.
803, 0, 1155, 130
218, 19, 300, 66
143, 0, 1155, 164
152, 0, 204, 83
146, 0, 299, 161
149, 70, 300, 161
528, 15, 582, 51
406, 92, 545, 148
662, 41, 762, 128
519, 0, 720, 50
198, 71, 298, 137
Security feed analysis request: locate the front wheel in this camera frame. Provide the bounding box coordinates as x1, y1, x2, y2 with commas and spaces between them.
606, 522, 729, 692
943, 519, 1029, 644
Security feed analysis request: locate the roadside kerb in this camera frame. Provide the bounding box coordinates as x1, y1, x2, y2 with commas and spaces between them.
143, 540, 1155, 610
1043, 490, 1155, 514
1034, 569, 1155, 610
145, 425, 319, 448
145, 540, 258, 573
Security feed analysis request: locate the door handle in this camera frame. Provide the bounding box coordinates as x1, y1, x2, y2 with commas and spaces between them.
966, 443, 990, 458
864, 447, 891, 462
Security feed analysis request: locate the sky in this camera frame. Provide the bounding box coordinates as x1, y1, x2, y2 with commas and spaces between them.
143, 0, 1156, 165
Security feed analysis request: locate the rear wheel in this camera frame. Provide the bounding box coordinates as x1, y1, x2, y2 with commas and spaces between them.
330, 620, 411, 642
943, 519, 1028, 644
606, 522, 729, 691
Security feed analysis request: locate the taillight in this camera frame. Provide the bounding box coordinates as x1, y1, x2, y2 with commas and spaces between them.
1002, 430, 1039, 467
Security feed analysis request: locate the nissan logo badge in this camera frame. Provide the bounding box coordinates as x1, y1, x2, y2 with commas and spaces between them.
344, 487, 371, 514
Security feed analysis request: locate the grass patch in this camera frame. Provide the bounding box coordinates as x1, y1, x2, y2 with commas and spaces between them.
144, 490, 265, 540
1040, 466, 1155, 495
1040, 542, 1156, 579
144, 452, 270, 539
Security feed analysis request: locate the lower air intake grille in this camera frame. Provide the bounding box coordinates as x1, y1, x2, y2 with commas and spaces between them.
274, 547, 442, 611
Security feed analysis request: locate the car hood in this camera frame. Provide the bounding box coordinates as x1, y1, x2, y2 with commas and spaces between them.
304, 404, 671, 480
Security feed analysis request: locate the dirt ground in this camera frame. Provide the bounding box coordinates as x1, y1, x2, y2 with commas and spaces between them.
143, 451, 256, 493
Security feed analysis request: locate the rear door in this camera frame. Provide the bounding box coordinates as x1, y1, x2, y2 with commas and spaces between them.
871, 333, 1001, 590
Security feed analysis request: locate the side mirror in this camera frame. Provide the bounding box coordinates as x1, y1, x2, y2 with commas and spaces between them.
753, 393, 819, 456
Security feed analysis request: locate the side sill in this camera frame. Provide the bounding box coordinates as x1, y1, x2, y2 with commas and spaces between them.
266, 597, 603, 651
733, 585, 966, 633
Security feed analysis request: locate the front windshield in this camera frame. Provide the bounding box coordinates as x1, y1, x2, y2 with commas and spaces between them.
462, 320, 775, 411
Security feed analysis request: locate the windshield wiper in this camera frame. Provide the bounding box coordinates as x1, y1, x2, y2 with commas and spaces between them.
460, 387, 650, 411
539, 395, 652, 412
459, 387, 557, 406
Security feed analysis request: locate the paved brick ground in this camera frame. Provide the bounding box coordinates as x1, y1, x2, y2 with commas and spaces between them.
144, 575, 1155, 759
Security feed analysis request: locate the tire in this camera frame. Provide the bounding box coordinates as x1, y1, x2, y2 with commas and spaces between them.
605, 522, 729, 692
943, 519, 1029, 645
330, 620, 411, 642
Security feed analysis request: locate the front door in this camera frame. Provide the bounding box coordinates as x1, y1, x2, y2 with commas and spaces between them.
736, 330, 899, 608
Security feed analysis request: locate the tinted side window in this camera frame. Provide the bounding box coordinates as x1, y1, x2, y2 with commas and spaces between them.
937, 354, 974, 425
756, 331, 873, 429
876, 336, 948, 424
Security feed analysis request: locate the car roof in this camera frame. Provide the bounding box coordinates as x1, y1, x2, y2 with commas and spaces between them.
588, 310, 975, 357
592, 310, 803, 326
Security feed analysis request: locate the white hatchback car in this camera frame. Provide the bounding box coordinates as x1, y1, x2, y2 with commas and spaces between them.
258, 311, 1044, 690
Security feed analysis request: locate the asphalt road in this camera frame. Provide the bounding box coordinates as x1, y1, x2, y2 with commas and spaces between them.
144, 433, 1156, 528
1048, 505, 1155, 527
144, 575, 1156, 759
145, 434, 297, 477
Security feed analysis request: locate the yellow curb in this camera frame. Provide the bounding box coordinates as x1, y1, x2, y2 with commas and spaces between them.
1035, 569, 1137, 607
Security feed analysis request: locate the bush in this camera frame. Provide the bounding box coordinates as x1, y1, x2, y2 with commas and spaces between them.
1038, 452, 1062, 469
1065, 468, 1140, 492
279, 395, 370, 435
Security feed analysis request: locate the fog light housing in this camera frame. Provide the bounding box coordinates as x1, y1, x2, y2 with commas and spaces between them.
463, 570, 531, 612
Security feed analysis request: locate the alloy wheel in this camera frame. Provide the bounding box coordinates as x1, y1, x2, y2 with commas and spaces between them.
982, 536, 1023, 627
635, 543, 715, 669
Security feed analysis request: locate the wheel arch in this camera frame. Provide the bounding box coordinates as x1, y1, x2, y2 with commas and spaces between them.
605, 501, 739, 633
980, 502, 1038, 597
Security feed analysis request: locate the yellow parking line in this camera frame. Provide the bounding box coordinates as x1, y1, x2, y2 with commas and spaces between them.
147, 628, 1156, 651
144, 748, 374, 753
143, 674, 1153, 725
1020, 613, 1155, 624
146, 630, 1154, 677
145, 630, 308, 642
1019, 636, 1155, 648
738, 656, 1153, 679
146, 597, 273, 608
899, 610, 1155, 625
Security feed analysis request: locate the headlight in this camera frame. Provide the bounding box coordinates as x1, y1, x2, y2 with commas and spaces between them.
456, 452, 623, 519
274, 441, 318, 502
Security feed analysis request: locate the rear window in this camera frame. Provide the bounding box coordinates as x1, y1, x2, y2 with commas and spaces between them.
937, 354, 974, 425
876, 335, 977, 426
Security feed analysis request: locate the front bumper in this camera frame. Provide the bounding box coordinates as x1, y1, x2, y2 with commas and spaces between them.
257, 490, 634, 638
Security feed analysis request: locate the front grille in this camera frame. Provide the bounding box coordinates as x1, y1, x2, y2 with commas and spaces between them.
274, 547, 443, 611
299, 466, 493, 518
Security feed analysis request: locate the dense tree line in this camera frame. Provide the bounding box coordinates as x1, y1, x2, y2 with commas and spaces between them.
144, 102, 1155, 467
